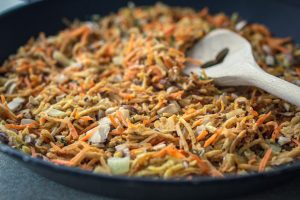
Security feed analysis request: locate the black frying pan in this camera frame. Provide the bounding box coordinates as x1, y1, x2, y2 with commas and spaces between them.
1, 0, 300, 199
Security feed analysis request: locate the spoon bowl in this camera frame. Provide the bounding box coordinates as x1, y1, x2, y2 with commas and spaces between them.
184, 29, 300, 107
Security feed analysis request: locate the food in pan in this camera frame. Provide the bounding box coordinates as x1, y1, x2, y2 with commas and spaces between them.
1, 3, 300, 178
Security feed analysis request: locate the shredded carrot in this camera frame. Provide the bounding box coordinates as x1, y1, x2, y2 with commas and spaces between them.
116, 111, 128, 127
109, 114, 119, 128
256, 111, 272, 126
249, 107, 259, 117
79, 116, 94, 122
131, 148, 146, 156
5, 122, 38, 130
192, 118, 204, 128
250, 24, 271, 36
197, 130, 209, 142
204, 128, 223, 148
110, 128, 124, 135
271, 124, 282, 141
143, 115, 158, 126
66, 120, 78, 139
266, 37, 291, 53
80, 126, 99, 141
119, 92, 135, 100
79, 121, 99, 135
168, 90, 184, 100
153, 145, 186, 159
0, 95, 6, 105
0, 104, 17, 121
189, 154, 210, 174
39, 117, 46, 124
258, 148, 272, 172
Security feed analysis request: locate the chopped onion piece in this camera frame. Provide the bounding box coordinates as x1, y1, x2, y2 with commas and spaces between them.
270, 144, 281, 153
157, 103, 180, 115
7, 97, 25, 112
53, 51, 71, 66
107, 157, 130, 175
278, 136, 291, 146
265, 55, 275, 66
105, 107, 118, 115
119, 107, 130, 119
47, 108, 66, 117
55, 74, 68, 84
235, 20, 247, 31
152, 143, 166, 150
21, 119, 36, 125
88, 117, 111, 144
112, 56, 123, 65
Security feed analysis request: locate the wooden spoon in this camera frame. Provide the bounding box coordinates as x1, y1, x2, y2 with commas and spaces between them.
185, 29, 300, 107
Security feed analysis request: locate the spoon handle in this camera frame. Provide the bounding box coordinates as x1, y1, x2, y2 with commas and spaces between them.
249, 70, 300, 107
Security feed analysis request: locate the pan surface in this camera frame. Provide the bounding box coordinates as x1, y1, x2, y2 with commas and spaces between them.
1, 0, 300, 199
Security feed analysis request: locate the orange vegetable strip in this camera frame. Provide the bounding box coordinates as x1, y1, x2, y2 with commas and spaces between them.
80, 126, 98, 141
189, 154, 209, 171
258, 148, 272, 172
165, 147, 186, 159
110, 128, 124, 135
197, 130, 209, 142
143, 115, 158, 126
204, 128, 223, 148
256, 111, 272, 126
153, 145, 185, 159
168, 90, 184, 100
0, 95, 6, 105
249, 107, 258, 117
109, 114, 119, 128
79, 121, 99, 135
116, 111, 128, 127
5, 122, 38, 130
66, 120, 78, 139
271, 124, 282, 141
79, 116, 94, 122
192, 118, 204, 128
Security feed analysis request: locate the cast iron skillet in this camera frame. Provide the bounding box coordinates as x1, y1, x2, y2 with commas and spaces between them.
1, 0, 300, 199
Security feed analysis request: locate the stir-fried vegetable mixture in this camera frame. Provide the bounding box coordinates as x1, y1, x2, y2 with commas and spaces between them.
1, 3, 300, 178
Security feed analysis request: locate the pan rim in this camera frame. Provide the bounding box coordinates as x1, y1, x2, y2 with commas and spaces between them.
2, 142, 299, 185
